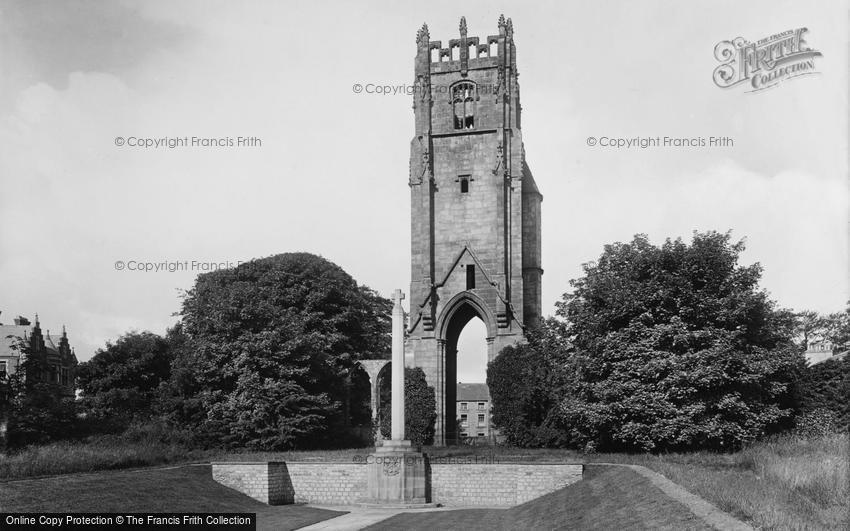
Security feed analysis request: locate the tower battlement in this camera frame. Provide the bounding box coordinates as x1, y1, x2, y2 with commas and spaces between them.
415, 16, 517, 76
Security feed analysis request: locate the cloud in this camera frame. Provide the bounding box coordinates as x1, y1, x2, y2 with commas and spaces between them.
544, 159, 848, 314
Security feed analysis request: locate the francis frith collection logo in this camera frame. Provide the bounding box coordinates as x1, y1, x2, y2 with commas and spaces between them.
713, 28, 822, 92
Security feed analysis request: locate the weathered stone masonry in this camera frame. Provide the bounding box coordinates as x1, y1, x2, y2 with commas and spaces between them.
430, 463, 583, 507
212, 462, 367, 505
212, 461, 583, 507
406, 16, 543, 446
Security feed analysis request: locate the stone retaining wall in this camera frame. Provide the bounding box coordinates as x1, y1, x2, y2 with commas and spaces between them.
430, 463, 584, 506
212, 462, 367, 505
285, 463, 368, 505
212, 460, 583, 507
211, 462, 289, 505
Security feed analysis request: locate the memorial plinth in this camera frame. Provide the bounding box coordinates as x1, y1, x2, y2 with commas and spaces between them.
363, 440, 428, 505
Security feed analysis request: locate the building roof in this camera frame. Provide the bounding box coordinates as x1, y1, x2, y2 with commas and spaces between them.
1, 323, 71, 360
457, 382, 490, 402
44, 332, 57, 350
0, 325, 30, 358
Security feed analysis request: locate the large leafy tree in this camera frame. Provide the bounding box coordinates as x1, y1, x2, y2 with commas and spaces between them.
77, 330, 174, 428
176, 253, 390, 450
553, 232, 802, 452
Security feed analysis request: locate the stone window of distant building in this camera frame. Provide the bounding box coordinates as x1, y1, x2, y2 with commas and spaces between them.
477, 402, 485, 411
477, 414, 486, 427
460, 402, 468, 411
0, 361, 6, 378
452, 81, 476, 129
477, 432, 485, 437
61, 368, 69, 386
466, 264, 476, 289
460, 414, 468, 427
460, 176, 470, 193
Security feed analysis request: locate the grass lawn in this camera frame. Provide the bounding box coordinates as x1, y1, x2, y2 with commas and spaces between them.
365, 465, 713, 531
0, 464, 343, 531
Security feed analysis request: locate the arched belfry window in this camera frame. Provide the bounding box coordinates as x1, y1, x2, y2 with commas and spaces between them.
452, 81, 476, 130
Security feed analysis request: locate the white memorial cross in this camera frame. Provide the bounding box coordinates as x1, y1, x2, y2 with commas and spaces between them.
390, 289, 406, 441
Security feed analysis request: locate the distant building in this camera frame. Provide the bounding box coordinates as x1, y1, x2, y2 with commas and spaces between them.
0, 313, 77, 397
805, 341, 847, 366
456, 383, 495, 439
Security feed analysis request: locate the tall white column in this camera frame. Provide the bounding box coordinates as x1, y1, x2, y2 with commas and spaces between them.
391, 289, 406, 441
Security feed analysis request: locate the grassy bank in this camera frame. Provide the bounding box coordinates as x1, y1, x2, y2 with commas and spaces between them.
0, 438, 213, 480
367, 465, 713, 531
633, 433, 849, 530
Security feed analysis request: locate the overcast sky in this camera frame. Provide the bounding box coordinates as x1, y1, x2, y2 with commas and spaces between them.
1, 1, 847, 382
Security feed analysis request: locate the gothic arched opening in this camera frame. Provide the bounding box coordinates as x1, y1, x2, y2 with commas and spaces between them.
443, 301, 489, 444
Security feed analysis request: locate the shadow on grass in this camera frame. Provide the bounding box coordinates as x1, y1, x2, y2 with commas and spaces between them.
0, 464, 343, 531
364, 465, 712, 531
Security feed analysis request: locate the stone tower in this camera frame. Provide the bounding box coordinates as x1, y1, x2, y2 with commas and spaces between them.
406, 16, 542, 445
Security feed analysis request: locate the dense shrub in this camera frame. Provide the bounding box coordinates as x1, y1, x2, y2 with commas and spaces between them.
77, 330, 175, 430
793, 409, 842, 438
379, 367, 436, 446
797, 356, 850, 430
487, 329, 569, 447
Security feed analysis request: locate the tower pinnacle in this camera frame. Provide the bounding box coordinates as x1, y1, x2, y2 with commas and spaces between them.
416, 23, 429, 45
